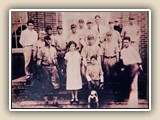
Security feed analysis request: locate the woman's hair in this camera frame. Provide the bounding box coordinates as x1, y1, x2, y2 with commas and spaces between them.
66, 41, 77, 50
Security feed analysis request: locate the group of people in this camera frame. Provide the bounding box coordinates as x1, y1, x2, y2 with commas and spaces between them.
19, 14, 143, 107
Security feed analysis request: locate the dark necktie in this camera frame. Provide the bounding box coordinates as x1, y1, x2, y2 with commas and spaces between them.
97, 25, 100, 33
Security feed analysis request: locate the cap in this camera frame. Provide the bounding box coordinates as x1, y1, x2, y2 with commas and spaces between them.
45, 25, 52, 32
78, 19, 84, 23
87, 34, 95, 39
108, 20, 114, 24
114, 19, 120, 22
44, 35, 51, 40
86, 19, 94, 24
57, 25, 63, 29
71, 24, 77, 28
106, 31, 112, 36
129, 17, 135, 20
39, 30, 46, 35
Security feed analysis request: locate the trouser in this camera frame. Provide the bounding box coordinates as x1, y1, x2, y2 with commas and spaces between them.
23, 46, 33, 76
41, 65, 60, 97
103, 57, 117, 76
128, 63, 139, 107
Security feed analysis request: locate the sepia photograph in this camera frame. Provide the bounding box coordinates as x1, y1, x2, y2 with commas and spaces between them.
9, 9, 151, 111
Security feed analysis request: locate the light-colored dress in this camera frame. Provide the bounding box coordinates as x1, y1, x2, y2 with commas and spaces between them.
64, 51, 82, 90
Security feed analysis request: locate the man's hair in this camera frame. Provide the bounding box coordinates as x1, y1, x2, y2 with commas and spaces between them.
123, 36, 131, 42
45, 25, 52, 32
27, 20, 34, 25
95, 15, 101, 19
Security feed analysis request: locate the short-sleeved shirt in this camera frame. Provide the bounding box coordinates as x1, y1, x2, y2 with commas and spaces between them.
81, 44, 102, 65
101, 40, 119, 57
32, 40, 45, 53
37, 46, 57, 65
54, 34, 67, 51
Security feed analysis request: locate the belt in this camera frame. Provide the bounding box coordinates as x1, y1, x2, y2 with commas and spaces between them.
103, 55, 116, 59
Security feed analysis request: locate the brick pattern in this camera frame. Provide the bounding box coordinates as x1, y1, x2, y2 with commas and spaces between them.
111, 12, 149, 73
27, 12, 62, 34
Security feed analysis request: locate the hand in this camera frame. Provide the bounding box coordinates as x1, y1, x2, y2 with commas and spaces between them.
139, 65, 143, 72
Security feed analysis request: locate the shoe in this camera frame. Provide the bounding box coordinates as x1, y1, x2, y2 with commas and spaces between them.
70, 98, 74, 105
74, 98, 79, 104
52, 102, 60, 107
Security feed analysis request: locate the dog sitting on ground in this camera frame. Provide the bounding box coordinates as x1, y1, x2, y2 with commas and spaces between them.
88, 90, 99, 108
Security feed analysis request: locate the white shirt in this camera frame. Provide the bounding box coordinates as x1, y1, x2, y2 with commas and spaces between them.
20, 29, 38, 47
121, 46, 142, 65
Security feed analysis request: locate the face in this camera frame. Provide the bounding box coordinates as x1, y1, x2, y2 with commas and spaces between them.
57, 29, 63, 34
129, 19, 135, 25
27, 23, 34, 30
45, 39, 52, 46
123, 39, 130, 48
109, 22, 114, 29
71, 27, 77, 33
87, 23, 93, 29
95, 17, 101, 25
79, 22, 84, 28
47, 29, 52, 35
88, 37, 95, 46
69, 43, 76, 51
39, 32, 46, 40
106, 34, 112, 41
91, 58, 97, 65
114, 20, 120, 26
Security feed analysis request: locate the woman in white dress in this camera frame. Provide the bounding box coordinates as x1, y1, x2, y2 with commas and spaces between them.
65, 41, 82, 104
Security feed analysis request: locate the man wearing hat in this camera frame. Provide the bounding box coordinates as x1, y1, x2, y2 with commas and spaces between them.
37, 35, 60, 107
114, 18, 123, 33
121, 17, 141, 51
83, 19, 99, 46
67, 24, 82, 52
81, 34, 102, 75
107, 20, 122, 50
77, 19, 86, 47
101, 31, 119, 74
45, 25, 55, 46
53, 25, 67, 83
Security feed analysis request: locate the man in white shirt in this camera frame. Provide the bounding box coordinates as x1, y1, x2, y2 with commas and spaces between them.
93, 15, 109, 45
19, 20, 38, 79
120, 36, 143, 107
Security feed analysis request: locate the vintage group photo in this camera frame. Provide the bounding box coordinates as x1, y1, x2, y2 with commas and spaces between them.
9, 9, 151, 111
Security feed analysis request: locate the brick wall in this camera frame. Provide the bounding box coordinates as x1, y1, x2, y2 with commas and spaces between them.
111, 12, 149, 73
27, 12, 62, 34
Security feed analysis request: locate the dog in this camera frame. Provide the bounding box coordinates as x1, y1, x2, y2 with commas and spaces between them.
88, 90, 99, 108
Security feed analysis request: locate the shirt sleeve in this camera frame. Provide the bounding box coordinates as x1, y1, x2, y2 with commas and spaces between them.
19, 31, 25, 47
